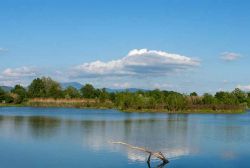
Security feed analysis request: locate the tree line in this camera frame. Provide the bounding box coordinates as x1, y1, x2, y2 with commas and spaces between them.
1, 77, 250, 112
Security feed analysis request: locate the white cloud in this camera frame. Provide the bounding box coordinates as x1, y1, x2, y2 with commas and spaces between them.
221, 52, 241, 61
2, 66, 37, 78
222, 80, 229, 84
0, 66, 38, 86
0, 77, 23, 86
237, 84, 250, 91
113, 82, 131, 88
153, 83, 173, 90
71, 49, 200, 78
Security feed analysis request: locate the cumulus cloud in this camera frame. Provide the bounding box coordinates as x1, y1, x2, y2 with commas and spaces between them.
71, 49, 200, 78
0, 77, 23, 86
2, 66, 37, 78
221, 52, 241, 61
0, 66, 38, 86
237, 84, 250, 91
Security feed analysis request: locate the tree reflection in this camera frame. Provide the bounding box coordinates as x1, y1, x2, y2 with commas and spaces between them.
0, 111, 249, 165
147, 161, 167, 168
27, 116, 61, 138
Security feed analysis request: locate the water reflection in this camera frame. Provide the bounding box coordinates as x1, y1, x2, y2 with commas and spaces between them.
0, 114, 193, 161
0, 108, 250, 168
147, 161, 167, 168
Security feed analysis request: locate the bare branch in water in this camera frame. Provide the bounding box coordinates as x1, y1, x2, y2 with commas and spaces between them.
110, 141, 169, 164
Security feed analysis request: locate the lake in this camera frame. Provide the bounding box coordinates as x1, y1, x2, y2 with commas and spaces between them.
0, 107, 250, 168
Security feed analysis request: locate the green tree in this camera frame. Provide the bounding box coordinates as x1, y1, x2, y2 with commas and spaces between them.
99, 88, 109, 103
247, 92, 250, 98
121, 93, 134, 110
190, 92, 198, 96
28, 78, 46, 98
165, 93, 187, 111
42, 77, 63, 98
148, 89, 164, 104
4, 94, 14, 103
11, 85, 27, 103
63, 86, 80, 99
0, 87, 6, 102
80, 84, 96, 98
232, 88, 247, 103
247, 92, 250, 107
202, 93, 216, 104
109, 92, 116, 102
215, 91, 239, 105
48, 83, 63, 98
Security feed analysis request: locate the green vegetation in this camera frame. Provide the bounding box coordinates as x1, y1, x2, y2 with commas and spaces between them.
63, 86, 81, 99
1, 77, 250, 113
11, 85, 27, 103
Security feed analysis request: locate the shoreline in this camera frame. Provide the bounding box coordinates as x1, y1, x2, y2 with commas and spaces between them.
0, 103, 246, 114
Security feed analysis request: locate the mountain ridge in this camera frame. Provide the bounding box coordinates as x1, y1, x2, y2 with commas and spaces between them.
1, 82, 149, 93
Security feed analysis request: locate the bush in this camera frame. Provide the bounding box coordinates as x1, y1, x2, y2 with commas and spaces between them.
4, 94, 14, 103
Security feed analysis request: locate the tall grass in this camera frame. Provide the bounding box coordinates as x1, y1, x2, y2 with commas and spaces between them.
26, 98, 113, 109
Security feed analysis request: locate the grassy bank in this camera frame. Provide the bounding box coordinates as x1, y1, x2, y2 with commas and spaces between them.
0, 98, 246, 114
120, 108, 245, 114
0, 103, 25, 107
25, 98, 114, 109
119, 103, 246, 114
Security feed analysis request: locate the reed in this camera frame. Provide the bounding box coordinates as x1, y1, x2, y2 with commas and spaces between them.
25, 98, 114, 109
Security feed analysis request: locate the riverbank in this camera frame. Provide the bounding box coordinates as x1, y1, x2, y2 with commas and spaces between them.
0, 99, 246, 114
0, 103, 25, 107
121, 108, 245, 114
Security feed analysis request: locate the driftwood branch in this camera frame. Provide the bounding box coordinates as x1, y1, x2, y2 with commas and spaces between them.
110, 141, 169, 164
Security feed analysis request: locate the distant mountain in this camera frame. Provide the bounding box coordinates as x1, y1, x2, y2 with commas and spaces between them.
0, 83, 149, 93
0, 86, 13, 92
60, 82, 145, 92
60, 82, 83, 90
106, 88, 149, 93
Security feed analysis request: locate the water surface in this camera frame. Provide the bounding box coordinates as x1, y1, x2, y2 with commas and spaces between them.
0, 107, 250, 168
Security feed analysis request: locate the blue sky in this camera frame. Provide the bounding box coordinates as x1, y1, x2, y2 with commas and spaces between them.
0, 0, 250, 94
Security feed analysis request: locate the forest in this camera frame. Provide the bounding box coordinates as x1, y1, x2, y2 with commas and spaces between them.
0, 77, 249, 112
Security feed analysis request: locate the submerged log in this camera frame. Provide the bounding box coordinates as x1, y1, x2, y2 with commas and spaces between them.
110, 141, 169, 164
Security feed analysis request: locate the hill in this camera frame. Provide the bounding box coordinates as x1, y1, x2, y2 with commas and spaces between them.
60, 82, 83, 90
0, 86, 13, 92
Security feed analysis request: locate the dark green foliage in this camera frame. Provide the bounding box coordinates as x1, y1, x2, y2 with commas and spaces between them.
247, 92, 250, 98
0, 88, 15, 103
190, 92, 198, 96
28, 77, 63, 98
11, 85, 27, 103
148, 89, 163, 101
0, 87, 6, 102
232, 88, 247, 103
4, 94, 14, 103
99, 88, 109, 103
80, 84, 96, 98
47, 83, 62, 98
42, 77, 63, 98
109, 92, 116, 102
165, 93, 187, 111
63, 86, 80, 99
28, 78, 46, 98
246, 92, 250, 107
113, 91, 187, 111
215, 91, 239, 105
202, 93, 216, 104
2, 77, 249, 112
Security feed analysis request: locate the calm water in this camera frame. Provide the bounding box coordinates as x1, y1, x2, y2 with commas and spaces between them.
0, 107, 250, 168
